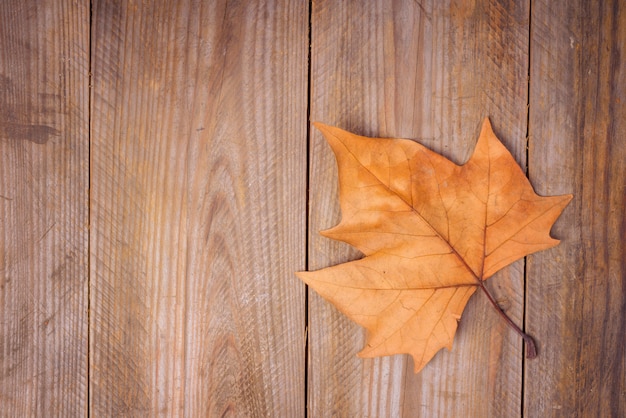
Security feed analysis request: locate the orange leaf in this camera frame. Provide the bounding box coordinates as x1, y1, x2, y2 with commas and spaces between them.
297, 118, 572, 373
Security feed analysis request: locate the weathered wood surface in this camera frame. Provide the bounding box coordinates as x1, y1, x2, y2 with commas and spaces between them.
526, 0, 626, 416
0, 0, 624, 416
309, 0, 529, 416
0, 1, 89, 416
89, 0, 307, 416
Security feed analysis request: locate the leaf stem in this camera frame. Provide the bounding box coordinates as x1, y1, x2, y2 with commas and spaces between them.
477, 282, 537, 359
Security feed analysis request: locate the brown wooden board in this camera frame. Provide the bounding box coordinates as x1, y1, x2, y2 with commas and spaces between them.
0, 1, 89, 415
526, 0, 626, 415
1, 0, 624, 414
308, 0, 530, 415
89, 1, 308, 415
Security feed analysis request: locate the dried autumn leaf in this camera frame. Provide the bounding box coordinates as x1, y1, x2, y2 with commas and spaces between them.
297, 118, 572, 373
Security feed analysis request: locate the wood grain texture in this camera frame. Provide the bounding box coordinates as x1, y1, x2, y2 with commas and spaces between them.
89, 1, 307, 415
0, 0, 622, 414
0, 1, 89, 416
526, 0, 626, 415
308, 0, 530, 416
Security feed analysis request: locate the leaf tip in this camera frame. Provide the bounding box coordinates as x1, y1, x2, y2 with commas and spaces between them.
412, 358, 428, 374
553, 193, 574, 217
319, 226, 339, 239
312, 122, 342, 150
563, 193, 574, 204
479, 117, 496, 141
481, 116, 493, 130
294, 270, 311, 284
312, 121, 331, 134
356, 346, 376, 360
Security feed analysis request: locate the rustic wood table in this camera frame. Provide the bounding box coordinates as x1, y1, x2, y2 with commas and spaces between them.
1, 1, 624, 416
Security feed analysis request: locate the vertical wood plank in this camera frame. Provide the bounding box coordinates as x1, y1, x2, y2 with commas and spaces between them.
526, 0, 626, 415
0, 1, 89, 416
90, 1, 308, 415
308, 0, 530, 416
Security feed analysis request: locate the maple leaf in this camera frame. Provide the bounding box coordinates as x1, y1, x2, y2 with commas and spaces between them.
297, 118, 572, 373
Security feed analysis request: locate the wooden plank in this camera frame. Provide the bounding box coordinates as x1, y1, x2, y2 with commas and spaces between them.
0, 1, 89, 416
526, 0, 626, 415
89, 1, 308, 415
308, 0, 530, 416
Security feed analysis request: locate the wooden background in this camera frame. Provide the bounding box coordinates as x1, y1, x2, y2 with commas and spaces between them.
0, 0, 624, 416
